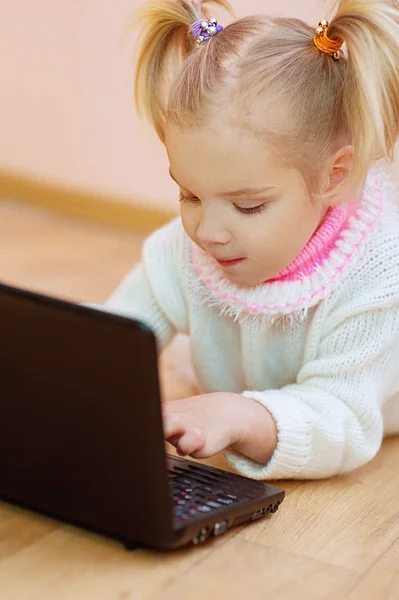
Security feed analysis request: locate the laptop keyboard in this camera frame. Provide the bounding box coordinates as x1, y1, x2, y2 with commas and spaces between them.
168, 462, 261, 521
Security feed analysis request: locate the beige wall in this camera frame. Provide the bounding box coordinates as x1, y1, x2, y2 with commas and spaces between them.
1, 1, 395, 211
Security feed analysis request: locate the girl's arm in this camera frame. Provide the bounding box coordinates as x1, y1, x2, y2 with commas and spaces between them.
225, 302, 399, 480
88, 218, 189, 354
104, 262, 176, 352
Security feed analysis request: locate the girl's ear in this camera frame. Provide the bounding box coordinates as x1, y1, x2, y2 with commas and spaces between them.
322, 145, 354, 206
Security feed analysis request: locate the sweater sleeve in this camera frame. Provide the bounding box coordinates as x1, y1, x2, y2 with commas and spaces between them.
103, 262, 175, 351
225, 294, 399, 481
97, 218, 189, 353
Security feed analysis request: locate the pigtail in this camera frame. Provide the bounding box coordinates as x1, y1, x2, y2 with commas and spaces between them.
133, 0, 233, 143
329, 0, 399, 187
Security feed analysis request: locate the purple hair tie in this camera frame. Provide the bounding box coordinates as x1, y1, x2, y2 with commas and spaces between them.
189, 18, 224, 46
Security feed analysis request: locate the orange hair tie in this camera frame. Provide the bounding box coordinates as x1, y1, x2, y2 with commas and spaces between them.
313, 20, 344, 60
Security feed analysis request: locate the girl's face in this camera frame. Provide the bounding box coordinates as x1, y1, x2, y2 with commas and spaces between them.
166, 124, 331, 287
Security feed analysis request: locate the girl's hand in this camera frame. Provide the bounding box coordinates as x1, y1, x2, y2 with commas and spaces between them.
162, 392, 278, 464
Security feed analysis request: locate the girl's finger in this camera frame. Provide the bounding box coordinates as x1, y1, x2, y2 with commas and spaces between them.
162, 413, 184, 439
177, 428, 205, 457
167, 434, 181, 448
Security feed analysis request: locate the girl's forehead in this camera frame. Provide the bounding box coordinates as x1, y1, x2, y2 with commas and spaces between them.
166, 125, 285, 191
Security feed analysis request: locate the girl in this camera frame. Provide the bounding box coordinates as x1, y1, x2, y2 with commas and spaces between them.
105, 0, 399, 480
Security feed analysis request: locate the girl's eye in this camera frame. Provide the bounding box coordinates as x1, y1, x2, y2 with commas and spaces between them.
234, 203, 266, 215
179, 192, 199, 204
179, 192, 266, 215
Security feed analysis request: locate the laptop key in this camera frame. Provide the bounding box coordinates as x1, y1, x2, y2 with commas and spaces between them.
196, 493, 207, 500
197, 505, 212, 513
207, 501, 222, 509
216, 497, 234, 505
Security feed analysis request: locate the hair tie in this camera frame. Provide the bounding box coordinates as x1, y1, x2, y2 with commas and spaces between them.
313, 20, 344, 60
190, 18, 224, 46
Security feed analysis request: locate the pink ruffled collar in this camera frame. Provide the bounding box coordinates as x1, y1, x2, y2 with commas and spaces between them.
192, 172, 387, 321
267, 203, 353, 283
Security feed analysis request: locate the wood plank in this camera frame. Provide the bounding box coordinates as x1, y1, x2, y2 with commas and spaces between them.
0, 200, 146, 303
347, 534, 399, 600
238, 439, 399, 574
151, 537, 358, 600
0, 523, 219, 600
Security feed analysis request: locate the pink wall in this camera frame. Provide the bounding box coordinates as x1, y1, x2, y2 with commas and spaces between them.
1, 1, 397, 210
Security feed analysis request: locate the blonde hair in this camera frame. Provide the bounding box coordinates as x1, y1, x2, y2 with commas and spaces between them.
134, 0, 399, 195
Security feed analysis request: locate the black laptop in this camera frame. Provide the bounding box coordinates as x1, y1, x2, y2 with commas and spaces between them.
0, 282, 285, 550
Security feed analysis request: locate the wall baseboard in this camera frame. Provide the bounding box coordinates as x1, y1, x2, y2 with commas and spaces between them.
0, 170, 176, 234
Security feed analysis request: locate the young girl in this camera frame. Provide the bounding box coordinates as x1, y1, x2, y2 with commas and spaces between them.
105, 0, 399, 480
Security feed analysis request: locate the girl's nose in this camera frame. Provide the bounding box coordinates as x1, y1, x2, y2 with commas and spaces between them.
196, 217, 231, 246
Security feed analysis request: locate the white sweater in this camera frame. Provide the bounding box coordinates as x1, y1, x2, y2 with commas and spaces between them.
103, 171, 399, 480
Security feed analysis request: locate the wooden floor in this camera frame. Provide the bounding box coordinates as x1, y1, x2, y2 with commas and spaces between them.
0, 199, 398, 600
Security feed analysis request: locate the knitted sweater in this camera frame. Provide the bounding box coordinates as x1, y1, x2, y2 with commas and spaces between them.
103, 170, 399, 480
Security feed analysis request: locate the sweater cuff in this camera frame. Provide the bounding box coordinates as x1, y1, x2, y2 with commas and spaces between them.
224, 390, 312, 480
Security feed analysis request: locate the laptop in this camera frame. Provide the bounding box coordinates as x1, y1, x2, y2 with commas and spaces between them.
0, 282, 285, 550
